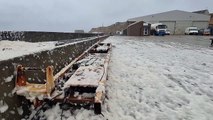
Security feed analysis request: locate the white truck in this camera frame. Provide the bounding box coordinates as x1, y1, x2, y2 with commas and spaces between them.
151, 23, 168, 36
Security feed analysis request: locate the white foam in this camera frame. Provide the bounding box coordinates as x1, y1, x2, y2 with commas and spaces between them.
30, 36, 213, 120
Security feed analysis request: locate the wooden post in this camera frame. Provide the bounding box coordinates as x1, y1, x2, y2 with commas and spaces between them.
16, 65, 27, 86
46, 66, 54, 96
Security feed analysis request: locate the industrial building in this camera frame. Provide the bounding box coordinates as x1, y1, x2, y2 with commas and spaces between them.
128, 10, 210, 35
193, 9, 210, 15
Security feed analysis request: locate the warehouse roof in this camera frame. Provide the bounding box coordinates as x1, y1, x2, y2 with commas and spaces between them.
128, 10, 210, 22
192, 9, 209, 15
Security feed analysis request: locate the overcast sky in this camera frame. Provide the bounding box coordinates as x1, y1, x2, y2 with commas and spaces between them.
0, 0, 212, 32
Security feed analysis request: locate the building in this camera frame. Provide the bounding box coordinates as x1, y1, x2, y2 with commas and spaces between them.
126, 21, 151, 36
193, 9, 209, 15
192, 9, 213, 30
143, 23, 151, 36
209, 13, 213, 27
128, 10, 210, 35
127, 21, 144, 36
208, 13, 213, 35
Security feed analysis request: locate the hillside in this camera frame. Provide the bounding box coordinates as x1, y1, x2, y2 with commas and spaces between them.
89, 22, 128, 35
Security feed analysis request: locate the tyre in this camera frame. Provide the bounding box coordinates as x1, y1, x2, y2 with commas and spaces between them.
94, 103, 101, 114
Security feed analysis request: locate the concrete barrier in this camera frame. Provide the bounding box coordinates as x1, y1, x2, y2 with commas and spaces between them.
0, 31, 102, 42
0, 36, 108, 119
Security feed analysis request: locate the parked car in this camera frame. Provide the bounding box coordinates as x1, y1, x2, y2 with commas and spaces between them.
185, 27, 198, 35
208, 26, 213, 35
198, 28, 210, 35
165, 29, 170, 35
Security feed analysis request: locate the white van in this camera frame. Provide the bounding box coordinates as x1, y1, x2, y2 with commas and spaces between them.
185, 27, 198, 35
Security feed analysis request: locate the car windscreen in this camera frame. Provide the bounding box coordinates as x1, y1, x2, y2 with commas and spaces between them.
157, 25, 167, 29
204, 29, 210, 32
189, 29, 198, 31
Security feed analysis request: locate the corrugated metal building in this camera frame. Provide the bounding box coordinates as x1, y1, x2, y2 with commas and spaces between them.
128, 10, 210, 35
192, 9, 209, 15
209, 13, 213, 35
209, 13, 213, 26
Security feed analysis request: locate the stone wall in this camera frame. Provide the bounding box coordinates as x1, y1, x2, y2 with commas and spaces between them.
0, 31, 100, 42
0, 36, 108, 119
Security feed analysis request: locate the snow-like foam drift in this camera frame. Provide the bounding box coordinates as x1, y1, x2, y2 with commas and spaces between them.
30, 36, 213, 120
0, 40, 56, 61
0, 37, 98, 61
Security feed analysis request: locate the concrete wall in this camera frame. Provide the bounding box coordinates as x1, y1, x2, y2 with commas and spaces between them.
0, 36, 108, 119
0, 31, 99, 42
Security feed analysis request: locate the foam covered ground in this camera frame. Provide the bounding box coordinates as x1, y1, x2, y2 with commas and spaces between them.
32, 36, 213, 120
0, 40, 56, 61
0, 37, 100, 61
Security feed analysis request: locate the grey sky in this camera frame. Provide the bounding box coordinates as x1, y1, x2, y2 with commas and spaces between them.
0, 0, 212, 32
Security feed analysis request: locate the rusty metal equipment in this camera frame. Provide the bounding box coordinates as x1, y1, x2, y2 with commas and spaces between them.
210, 38, 213, 47
14, 42, 112, 115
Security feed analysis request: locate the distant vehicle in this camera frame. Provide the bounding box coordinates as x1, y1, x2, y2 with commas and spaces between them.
115, 31, 123, 35
166, 29, 170, 35
204, 29, 210, 35
198, 28, 210, 35
74, 30, 84, 33
151, 23, 167, 36
185, 27, 198, 35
